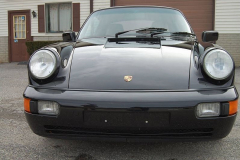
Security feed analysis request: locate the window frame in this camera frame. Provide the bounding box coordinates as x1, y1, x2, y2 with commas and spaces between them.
45, 2, 73, 33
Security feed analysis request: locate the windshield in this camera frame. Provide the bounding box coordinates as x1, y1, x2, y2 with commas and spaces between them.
78, 7, 192, 39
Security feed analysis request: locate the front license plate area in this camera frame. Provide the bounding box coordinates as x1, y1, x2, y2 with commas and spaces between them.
84, 111, 170, 128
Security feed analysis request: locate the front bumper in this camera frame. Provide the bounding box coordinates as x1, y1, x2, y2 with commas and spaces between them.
24, 86, 238, 141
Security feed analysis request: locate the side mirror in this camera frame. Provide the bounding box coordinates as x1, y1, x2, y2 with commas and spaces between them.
202, 31, 219, 42
62, 31, 76, 42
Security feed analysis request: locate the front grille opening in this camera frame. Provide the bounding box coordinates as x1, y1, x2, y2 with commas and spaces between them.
44, 125, 213, 138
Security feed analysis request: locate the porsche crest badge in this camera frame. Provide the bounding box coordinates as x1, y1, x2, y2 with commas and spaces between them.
124, 76, 132, 82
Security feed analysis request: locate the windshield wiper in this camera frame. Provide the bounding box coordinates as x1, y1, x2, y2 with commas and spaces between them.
170, 32, 195, 36
115, 28, 167, 38
151, 32, 196, 37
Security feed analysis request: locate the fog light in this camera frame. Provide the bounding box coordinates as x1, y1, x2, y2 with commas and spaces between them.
38, 101, 59, 115
196, 103, 220, 117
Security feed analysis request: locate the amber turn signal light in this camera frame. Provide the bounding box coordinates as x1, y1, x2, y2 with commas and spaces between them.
24, 98, 31, 113
229, 99, 238, 115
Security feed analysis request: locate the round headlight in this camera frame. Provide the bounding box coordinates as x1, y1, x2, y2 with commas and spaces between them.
203, 49, 233, 80
29, 50, 57, 79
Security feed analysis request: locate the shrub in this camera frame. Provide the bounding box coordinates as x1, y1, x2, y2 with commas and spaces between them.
25, 41, 61, 55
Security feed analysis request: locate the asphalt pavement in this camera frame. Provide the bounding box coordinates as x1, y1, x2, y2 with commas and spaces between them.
1, 62, 240, 160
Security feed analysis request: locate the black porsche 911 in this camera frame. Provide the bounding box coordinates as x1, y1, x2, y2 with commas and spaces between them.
23, 6, 238, 141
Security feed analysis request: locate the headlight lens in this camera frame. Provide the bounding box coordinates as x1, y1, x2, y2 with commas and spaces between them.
203, 49, 233, 80
29, 50, 57, 79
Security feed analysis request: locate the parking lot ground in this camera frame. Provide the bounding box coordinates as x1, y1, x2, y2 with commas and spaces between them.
1, 62, 240, 160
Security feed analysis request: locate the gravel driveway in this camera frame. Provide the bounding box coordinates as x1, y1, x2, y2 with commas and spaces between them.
1, 62, 240, 160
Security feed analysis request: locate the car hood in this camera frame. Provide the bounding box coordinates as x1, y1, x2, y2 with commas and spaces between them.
69, 39, 192, 90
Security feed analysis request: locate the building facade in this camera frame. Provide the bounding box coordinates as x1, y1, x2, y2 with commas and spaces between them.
215, 0, 240, 66
0, 0, 239, 66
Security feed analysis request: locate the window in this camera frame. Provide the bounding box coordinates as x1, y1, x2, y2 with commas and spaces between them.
79, 8, 192, 39
83, 17, 100, 38
13, 15, 26, 39
45, 3, 72, 33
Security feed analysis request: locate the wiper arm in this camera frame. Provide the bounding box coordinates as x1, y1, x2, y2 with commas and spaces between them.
115, 27, 167, 38
115, 28, 148, 38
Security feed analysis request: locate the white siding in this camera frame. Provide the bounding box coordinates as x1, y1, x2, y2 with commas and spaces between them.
93, 0, 110, 11
0, 0, 110, 37
215, 0, 240, 33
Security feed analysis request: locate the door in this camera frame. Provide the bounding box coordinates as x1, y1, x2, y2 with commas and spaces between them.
113, 0, 214, 44
9, 10, 31, 62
